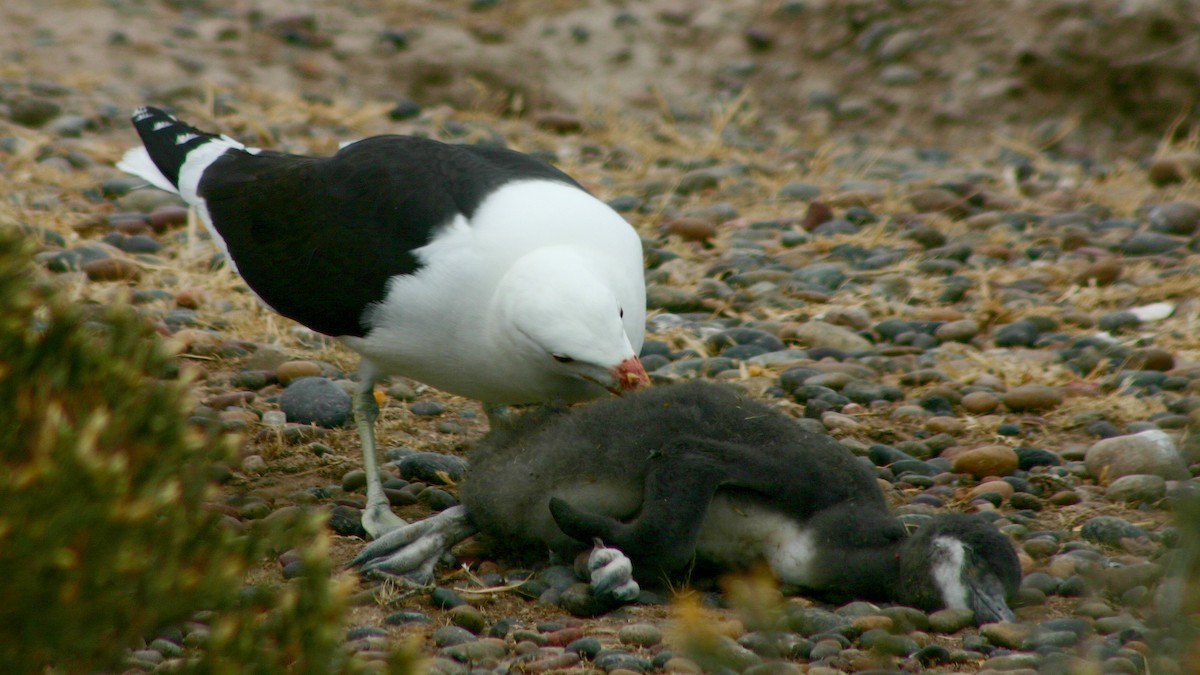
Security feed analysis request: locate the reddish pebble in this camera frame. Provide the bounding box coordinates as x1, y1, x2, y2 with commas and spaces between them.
219, 409, 260, 425
961, 391, 1000, 414
1001, 383, 1063, 412
1077, 257, 1121, 286
542, 627, 584, 646
926, 416, 964, 434
664, 217, 717, 243
475, 560, 503, 577
148, 204, 189, 231
171, 328, 223, 350
175, 287, 210, 309
969, 480, 1014, 501
1147, 152, 1200, 187
919, 308, 965, 321
1130, 347, 1174, 371
802, 201, 833, 230
950, 444, 1019, 478
975, 243, 1012, 260
113, 218, 151, 235
208, 391, 257, 409
276, 360, 323, 385
909, 188, 968, 217
535, 111, 584, 134
524, 653, 581, 672
82, 257, 141, 281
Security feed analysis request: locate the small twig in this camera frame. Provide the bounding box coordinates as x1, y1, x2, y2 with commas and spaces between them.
1111, 35, 1200, 67
455, 582, 527, 596
450, 564, 528, 595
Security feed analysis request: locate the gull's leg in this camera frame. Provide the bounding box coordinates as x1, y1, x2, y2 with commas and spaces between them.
355, 364, 406, 538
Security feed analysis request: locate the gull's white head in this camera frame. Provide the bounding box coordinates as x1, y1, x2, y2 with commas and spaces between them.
498, 247, 649, 402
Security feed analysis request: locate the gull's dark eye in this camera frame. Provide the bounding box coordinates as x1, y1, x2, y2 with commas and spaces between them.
553, 354, 575, 364
619, 307, 624, 318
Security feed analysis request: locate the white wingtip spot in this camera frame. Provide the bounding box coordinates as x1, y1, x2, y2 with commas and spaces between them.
151, 120, 173, 131
132, 107, 154, 121
175, 132, 199, 145
116, 146, 179, 194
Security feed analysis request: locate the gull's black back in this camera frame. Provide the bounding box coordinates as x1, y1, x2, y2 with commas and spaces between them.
195, 137, 581, 338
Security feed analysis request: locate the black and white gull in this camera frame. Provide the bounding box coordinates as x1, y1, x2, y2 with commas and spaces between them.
119, 106, 650, 541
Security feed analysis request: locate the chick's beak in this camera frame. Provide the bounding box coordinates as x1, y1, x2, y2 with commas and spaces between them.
611, 356, 650, 393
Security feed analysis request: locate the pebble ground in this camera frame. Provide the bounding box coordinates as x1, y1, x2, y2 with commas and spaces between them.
5, 0, 1200, 673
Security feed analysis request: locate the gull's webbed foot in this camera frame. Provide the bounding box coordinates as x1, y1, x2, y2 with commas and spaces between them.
351, 505, 477, 585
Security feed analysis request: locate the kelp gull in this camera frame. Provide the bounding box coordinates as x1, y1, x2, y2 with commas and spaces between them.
119, 106, 649, 538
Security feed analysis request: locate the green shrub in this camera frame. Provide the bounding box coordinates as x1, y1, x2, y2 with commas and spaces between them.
0, 229, 400, 673
186, 528, 365, 675
1158, 495, 1200, 672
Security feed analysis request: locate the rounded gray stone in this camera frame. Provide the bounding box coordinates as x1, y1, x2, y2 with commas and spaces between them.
860, 629, 918, 656
1080, 516, 1149, 547
777, 181, 822, 201
618, 623, 663, 647
928, 607, 975, 633
278, 377, 352, 428
979, 621, 1031, 648
398, 452, 467, 484
934, 319, 981, 343
1105, 474, 1167, 503
440, 637, 507, 663
787, 320, 873, 352
1085, 430, 1189, 480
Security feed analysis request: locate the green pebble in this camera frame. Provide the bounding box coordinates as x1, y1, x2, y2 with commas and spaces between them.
861, 630, 918, 656
1023, 538, 1058, 557
982, 653, 1041, 670
430, 587, 466, 609
979, 621, 1031, 648
510, 629, 547, 646
237, 501, 271, 520
878, 606, 929, 632
150, 639, 184, 657
1094, 615, 1143, 634
449, 605, 486, 634
342, 469, 367, 492
618, 622, 663, 647
928, 608, 975, 633
441, 637, 508, 663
